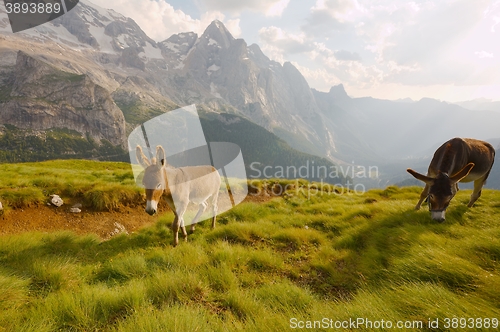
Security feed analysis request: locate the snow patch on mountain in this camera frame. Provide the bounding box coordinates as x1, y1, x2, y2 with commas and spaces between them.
87, 24, 114, 53
207, 64, 220, 76
210, 82, 222, 98
140, 42, 163, 60
208, 38, 219, 47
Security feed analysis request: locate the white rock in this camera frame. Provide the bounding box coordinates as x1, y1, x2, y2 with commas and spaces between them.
70, 207, 81, 213
50, 194, 63, 207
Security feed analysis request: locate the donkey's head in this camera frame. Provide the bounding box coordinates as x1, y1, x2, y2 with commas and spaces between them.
136, 145, 167, 216
407, 163, 474, 222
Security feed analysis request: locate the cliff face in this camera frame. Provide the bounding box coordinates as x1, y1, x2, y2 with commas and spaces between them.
0, 51, 126, 146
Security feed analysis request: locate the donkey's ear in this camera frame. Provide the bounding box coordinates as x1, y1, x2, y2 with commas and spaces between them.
407, 168, 434, 185
156, 146, 166, 167
136, 146, 150, 168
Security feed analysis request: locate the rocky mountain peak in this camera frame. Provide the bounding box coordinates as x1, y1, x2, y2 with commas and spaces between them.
159, 31, 197, 58
3, 0, 161, 64
161, 32, 198, 48
200, 20, 235, 49
247, 43, 273, 67
329, 84, 350, 100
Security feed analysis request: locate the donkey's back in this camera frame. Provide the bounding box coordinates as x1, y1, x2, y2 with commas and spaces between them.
167, 165, 221, 204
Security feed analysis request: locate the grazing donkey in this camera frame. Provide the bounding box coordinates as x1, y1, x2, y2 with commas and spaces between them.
407, 138, 495, 222
136, 145, 221, 246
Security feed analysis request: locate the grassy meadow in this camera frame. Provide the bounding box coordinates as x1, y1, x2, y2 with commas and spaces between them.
0, 160, 142, 211
0, 161, 500, 331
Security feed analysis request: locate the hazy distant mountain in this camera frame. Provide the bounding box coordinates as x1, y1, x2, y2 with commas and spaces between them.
485, 149, 500, 189
455, 99, 500, 112
314, 86, 500, 163
199, 112, 345, 184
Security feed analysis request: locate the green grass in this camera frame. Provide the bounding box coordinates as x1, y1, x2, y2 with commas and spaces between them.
1, 161, 500, 331
0, 160, 141, 211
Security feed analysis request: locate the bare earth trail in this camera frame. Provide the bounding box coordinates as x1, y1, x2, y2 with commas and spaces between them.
0, 204, 156, 239
0, 193, 272, 239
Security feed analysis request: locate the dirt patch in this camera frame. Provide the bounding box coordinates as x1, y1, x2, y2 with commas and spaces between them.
0, 204, 158, 239
0, 192, 275, 239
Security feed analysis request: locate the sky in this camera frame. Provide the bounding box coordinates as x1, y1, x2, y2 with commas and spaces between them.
97, 0, 500, 102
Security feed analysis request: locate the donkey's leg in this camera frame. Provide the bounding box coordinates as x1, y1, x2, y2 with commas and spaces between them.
179, 216, 188, 242
173, 204, 188, 246
415, 184, 430, 210
211, 193, 219, 229
171, 213, 180, 247
190, 201, 208, 233
468, 177, 486, 207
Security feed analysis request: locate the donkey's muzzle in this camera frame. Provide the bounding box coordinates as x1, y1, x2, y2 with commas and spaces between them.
145, 200, 158, 216
145, 208, 157, 216
431, 210, 445, 222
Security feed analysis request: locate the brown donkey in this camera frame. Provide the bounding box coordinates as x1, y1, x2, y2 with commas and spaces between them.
407, 138, 495, 222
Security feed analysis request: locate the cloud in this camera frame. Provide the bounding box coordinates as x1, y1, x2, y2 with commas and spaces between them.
292, 56, 383, 92
266, 0, 290, 17
290, 62, 342, 90
258, 0, 499, 97
259, 27, 360, 62
223, 18, 242, 37
475, 51, 494, 58
200, 0, 290, 17
95, 0, 241, 41
258, 26, 312, 54
493, 16, 500, 32
485, 0, 500, 32
344, 0, 497, 87
311, 0, 367, 22
257, 34, 375, 91
258, 27, 370, 89
334, 50, 362, 61
259, 44, 285, 64
319, 56, 383, 88
302, 0, 367, 35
